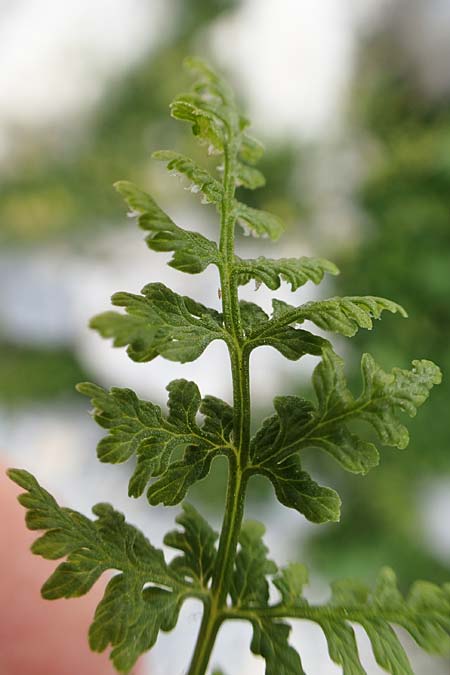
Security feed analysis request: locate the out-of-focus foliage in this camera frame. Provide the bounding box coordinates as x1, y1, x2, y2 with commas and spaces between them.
0, 0, 242, 403
0, 0, 237, 245
1, 0, 311, 405
0, 343, 87, 404
309, 45, 450, 586
0, 0, 310, 247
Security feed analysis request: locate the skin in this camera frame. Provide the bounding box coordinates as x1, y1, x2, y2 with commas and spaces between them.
0, 464, 144, 675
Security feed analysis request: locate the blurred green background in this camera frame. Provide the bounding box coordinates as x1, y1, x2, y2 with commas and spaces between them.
1, 1, 449, 672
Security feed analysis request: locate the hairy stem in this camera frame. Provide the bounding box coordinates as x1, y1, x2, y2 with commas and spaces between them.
187, 134, 252, 675
185, 601, 222, 675
221, 604, 432, 628
186, 462, 247, 675
211, 457, 248, 604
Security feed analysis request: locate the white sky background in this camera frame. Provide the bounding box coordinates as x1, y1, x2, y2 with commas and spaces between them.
1, 0, 448, 140
0, 0, 169, 126
211, 0, 360, 140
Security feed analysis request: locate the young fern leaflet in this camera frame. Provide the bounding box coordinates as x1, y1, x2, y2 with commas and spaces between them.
9, 57, 446, 675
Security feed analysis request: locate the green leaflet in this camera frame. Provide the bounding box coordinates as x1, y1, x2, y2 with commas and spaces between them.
175, 57, 266, 177
77, 379, 233, 506
372, 569, 450, 655
248, 390, 341, 523
250, 350, 440, 522
164, 503, 218, 588
185, 56, 235, 105
152, 150, 223, 205
231, 521, 277, 607
145, 447, 215, 506
235, 202, 285, 240
169, 57, 276, 244
239, 133, 265, 164
90, 282, 225, 363
230, 521, 304, 674
318, 619, 366, 675
170, 92, 227, 154
170, 57, 236, 153
7, 469, 190, 672
252, 349, 440, 470
273, 563, 309, 607
324, 567, 450, 674
258, 326, 328, 361
243, 295, 405, 359
9, 470, 174, 590
89, 577, 182, 673
200, 394, 234, 441
88, 311, 157, 362
227, 526, 450, 675
253, 295, 407, 343
239, 301, 269, 334
235, 255, 339, 291
312, 350, 442, 450
250, 395, 315, 466
261, 455, 341, 524
235, 162, 266, 189
361, 354, 443, 446
250, 618, 306, 675
114, 180, 219, 273
240, 301, 329, 361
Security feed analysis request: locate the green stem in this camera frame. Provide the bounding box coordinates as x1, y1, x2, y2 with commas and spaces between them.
221, 604, 425, 626
211, 456, 248, 604
185, 600, 221, 675
186, 462, 247, 675
187, 133, 252, 675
